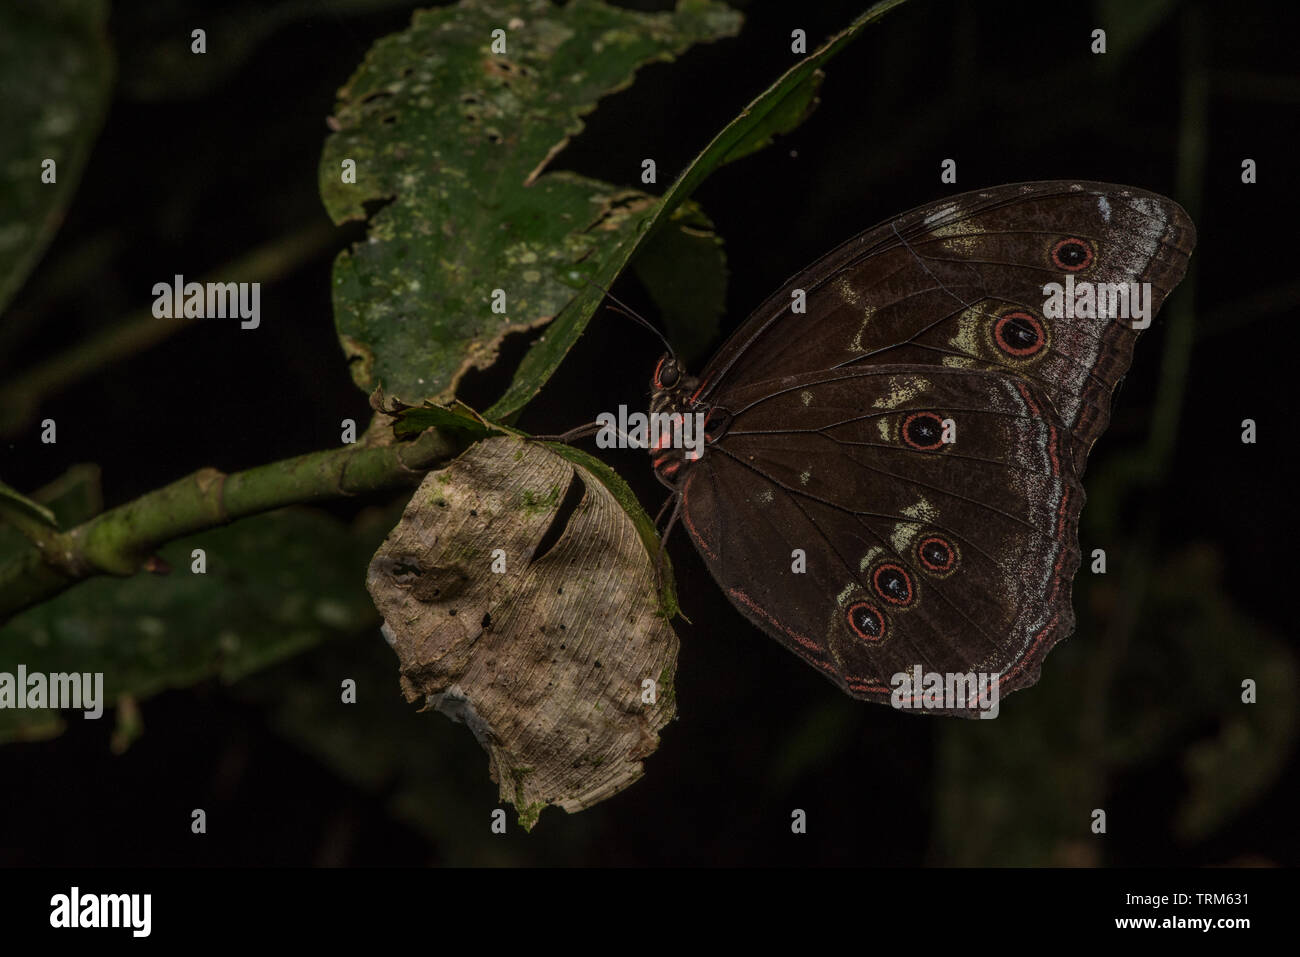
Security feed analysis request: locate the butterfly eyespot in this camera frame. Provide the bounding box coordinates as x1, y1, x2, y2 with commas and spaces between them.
902, 412, 946, 451
993, 311, 1046, 358
871, 563, 914, 606
917, 536, 959, 574
846, 601, 886, 642
1050, 237, 1094, 271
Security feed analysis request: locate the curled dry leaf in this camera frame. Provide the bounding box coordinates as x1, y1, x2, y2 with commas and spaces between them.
366, 436, 677, 830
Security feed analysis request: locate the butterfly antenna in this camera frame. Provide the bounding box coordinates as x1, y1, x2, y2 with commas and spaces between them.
583, 278, 677, 361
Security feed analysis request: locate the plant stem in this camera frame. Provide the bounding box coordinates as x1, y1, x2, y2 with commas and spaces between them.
0, 426, 458, 624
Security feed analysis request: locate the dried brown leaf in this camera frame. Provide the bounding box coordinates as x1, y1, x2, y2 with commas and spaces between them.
367, 436, 677, 829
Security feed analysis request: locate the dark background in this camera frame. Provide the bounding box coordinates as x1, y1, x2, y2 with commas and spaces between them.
1, 0, 1296, 866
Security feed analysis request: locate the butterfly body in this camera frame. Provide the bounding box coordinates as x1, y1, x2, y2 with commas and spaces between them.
648, 181, 1195, 715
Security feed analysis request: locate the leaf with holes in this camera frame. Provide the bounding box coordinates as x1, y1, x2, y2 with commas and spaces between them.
320, 0, 741, 406
366, 435, 678, 829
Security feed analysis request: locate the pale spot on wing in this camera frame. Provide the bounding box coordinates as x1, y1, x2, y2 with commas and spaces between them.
872, 373, 931, 409
800, 389, 815, 406
756, 488, 774, 505
926, 220, 980, 255
941, 235, 980, 255
834, 274, 862, 306
927, 220, 967, 238
858, 547, 885, 573
1106, 196, 1167, 278
799, 469, 811, 486
890, 519, 924, 556
923, 203, 959, 226
836, 582, 856, 606
1098, 195, 1112, 222
848, 304, 876, 351
900, 498, 938, 523
946, 304, 987, 358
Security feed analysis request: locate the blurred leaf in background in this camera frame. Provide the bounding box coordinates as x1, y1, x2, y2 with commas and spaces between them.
0, 0, 113, 315
932, 545, 1297, 866
0, 499, 394, 744
631, 200, 726, 365
116, 0, 421, 101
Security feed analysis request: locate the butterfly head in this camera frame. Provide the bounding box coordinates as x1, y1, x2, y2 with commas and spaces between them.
650, 353, 699, 406
648, 353, 708, 480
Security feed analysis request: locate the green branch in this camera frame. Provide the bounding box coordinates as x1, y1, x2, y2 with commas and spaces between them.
0, 426, 459, 623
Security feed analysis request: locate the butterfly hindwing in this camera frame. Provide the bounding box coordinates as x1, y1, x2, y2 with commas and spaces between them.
679, 365, 1082, 713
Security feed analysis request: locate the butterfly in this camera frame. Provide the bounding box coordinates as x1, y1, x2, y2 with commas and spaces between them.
645, 181, 1195, 716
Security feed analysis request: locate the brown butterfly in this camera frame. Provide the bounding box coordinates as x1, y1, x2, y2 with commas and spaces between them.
647, 181, 1196, 716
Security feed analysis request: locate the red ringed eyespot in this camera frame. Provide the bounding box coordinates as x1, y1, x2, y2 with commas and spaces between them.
1051, 237, 1094, 271
917, 536, 958, 574
847, 601, 886, 642
902, 412, 946, 451
871, 563, 914, 606
994, 311, 1046, 357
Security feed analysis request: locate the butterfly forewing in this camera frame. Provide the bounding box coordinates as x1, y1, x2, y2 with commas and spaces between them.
693, 181, 1196, 474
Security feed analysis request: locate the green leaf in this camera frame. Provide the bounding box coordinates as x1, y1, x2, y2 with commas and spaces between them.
1094, 0, 1183, 66
0, 480, 58, 532
487, 0, 912, 419
320, 0, 741, 406
632, 200, 727, 364
714, 67, 823, 168
29, 463, 103, 528
389, 399, 506, 442
0, 464, 102, 558
0, 508, 390, 743
0, 0, 114, 316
